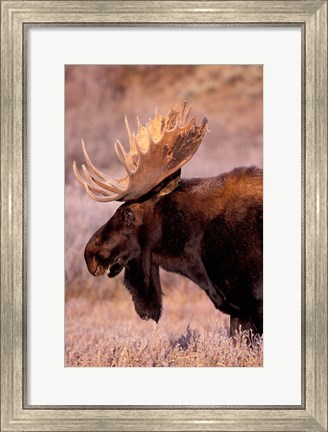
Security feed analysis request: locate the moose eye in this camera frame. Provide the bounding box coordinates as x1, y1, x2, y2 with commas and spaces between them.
122, 208, 135, 225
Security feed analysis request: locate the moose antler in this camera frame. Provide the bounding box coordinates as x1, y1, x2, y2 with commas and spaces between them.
73, 101, 208, 202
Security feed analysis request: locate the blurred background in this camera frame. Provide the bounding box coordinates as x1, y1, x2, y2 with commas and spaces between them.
65, 65, 263, 367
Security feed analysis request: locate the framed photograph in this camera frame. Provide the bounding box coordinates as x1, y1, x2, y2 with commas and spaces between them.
1, 1, 327, 431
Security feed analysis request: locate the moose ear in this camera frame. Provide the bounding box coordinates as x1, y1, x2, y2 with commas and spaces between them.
122, 207, 135, 226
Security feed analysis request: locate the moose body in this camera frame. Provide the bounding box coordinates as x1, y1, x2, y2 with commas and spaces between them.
84, 166, 263, 335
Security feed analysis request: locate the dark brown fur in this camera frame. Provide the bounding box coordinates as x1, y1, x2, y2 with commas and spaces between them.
84, 166, 263, 335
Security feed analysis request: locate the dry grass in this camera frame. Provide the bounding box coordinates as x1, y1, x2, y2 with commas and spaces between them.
65, 281, 263, 367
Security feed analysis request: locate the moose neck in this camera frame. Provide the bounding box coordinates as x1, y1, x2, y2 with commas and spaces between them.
123, 169, 181, 204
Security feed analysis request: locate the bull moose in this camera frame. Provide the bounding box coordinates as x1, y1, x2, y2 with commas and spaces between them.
73, 102, 263, 336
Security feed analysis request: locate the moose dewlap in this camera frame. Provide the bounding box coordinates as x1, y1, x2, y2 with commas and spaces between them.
73, 102, 263, 336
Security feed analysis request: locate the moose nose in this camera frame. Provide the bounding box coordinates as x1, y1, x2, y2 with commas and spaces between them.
84, 251, 99, 276
93, 264, 102, 277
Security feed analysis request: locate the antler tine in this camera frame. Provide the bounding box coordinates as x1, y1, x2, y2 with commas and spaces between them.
179, 100, 187, 119
125, 116, 139, 155
136, 116, 142, 131
114, 140, 134, 174
73, 160, 87, 187
201, 116, 208, 128
186, 113, 196, 129
81, 164, 123, 194
183, 105, 192, 124
81, 139, 109, 181
83, 182, 121, 202
115, 139, 128, 161
124, 116, 133, 139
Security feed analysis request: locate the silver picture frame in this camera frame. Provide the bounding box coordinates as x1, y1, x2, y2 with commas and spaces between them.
1, 1, 327, 431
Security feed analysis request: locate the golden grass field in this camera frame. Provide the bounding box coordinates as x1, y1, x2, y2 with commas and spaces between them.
65, 275, 263, 367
